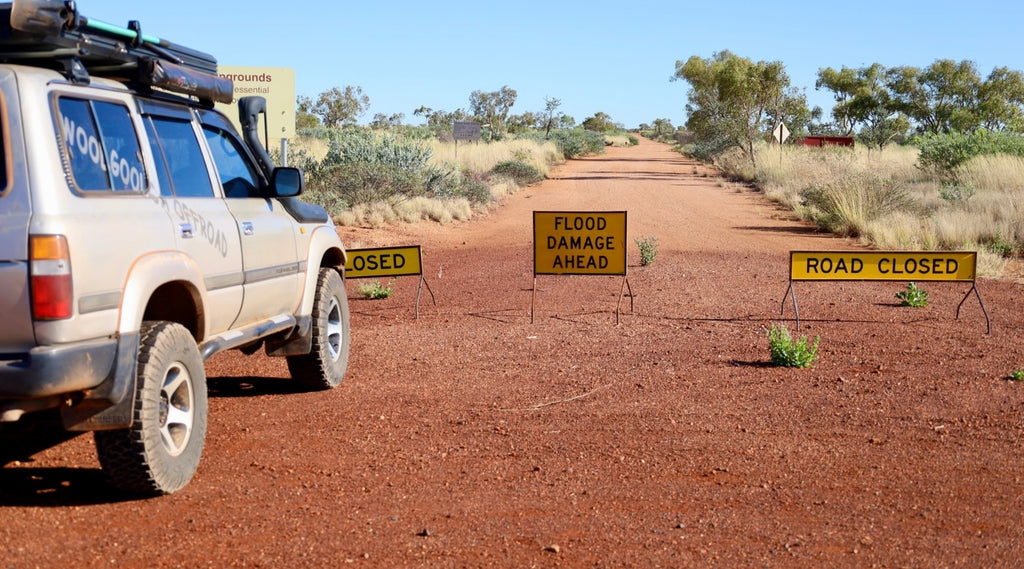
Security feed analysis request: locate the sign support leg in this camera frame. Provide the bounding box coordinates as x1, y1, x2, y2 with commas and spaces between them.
415, 276, 437, 320
956, 283, 991, 334
531, 277, 537, 324
780, 282, 801, 330
614, 276, 634, 325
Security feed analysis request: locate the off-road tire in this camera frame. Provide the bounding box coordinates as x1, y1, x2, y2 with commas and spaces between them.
94, 321, 207, 495
287, 268, 350, 390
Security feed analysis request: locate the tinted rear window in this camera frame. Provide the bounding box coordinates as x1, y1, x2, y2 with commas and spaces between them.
56, 97, 146, 192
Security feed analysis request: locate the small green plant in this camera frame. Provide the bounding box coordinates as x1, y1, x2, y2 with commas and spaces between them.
634, 235, 659, 266
766, 324, 819, 368
895, 282, 929, 307
988, 236, 1015, 258
357, 279, 393, 299
938, 181, 976, 203
1010, 369, 1024, 382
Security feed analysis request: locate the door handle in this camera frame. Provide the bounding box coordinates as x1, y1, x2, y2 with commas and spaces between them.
241, 222, 254, 236
179, 223, 194, 239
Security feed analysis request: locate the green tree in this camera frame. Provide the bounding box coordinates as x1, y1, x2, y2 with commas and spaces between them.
413, 106, 469, 140
674, 50, 806, 166
814, 66, 861, 135
887, 60, 981, 134
312, 86, 370, 127
469, 86, 517, 134
816, 63, 910, 148
507, 111, 541, 134
370, 113, 405, 128
977, 67, 1024, 132
413, 106, 468, 130
651, 118, 674, 136
582, 111, 615, 132
543, 97, 562, 136
295, 95, 320, 130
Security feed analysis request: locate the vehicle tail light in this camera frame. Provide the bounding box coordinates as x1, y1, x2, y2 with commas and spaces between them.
30, 235, 73, 320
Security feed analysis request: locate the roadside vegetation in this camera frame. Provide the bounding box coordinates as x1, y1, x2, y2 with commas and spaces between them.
287, 86, 631, 227
670, 50, 1024, 277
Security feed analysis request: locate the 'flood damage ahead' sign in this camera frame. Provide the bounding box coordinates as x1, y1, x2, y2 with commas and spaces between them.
534, 211, 627, 275
790, 251, 977, 281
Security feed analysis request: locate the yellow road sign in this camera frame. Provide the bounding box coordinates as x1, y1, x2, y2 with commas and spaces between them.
534, 211, 627, 275
345, 246, 423, 279
790, 251, 976, 281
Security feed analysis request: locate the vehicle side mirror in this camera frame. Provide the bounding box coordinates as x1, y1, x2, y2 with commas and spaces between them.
271, 167, 303, 198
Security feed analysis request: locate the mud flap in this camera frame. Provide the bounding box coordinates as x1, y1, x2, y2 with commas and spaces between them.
61, 332, 140, 431
264, 315, 312, 357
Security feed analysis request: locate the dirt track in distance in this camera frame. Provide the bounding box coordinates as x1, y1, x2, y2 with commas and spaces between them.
3, 137, 1023, 567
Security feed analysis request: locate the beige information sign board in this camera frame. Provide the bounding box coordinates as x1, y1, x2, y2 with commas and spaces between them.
790, 251, 977, 281
534, 211, 627, 275
215, 66, 296, 139
344, 246, 423, 279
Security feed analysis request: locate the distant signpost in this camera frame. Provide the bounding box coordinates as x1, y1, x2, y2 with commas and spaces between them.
772, 122, 790, 144
452, 121, 481, 159
453, 121, 481, 142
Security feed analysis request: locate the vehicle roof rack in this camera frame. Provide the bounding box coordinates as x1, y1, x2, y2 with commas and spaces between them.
0, 0, 232, 106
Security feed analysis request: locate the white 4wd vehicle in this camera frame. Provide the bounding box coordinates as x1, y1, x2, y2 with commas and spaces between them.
0, 1, 350, 494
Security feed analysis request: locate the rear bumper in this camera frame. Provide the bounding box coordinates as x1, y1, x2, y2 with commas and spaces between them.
0, 337, 117, 399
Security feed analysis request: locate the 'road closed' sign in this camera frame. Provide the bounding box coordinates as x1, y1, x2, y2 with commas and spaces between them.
790, 251, 977, 281
534, 211, 627, 275
345, 246, 423, 279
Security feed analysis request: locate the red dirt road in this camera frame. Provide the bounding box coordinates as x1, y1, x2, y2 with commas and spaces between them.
3, 137, 1023, 567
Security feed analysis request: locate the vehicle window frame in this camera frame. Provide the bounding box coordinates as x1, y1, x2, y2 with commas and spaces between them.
0, 91, 10, 198
143, 114, 216, 199
51, 93, 148, 195
197, 110, 267, 199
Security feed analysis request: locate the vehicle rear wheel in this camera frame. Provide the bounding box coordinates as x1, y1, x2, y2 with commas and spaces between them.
94, 321, 207, 495
287, 268, 350, 390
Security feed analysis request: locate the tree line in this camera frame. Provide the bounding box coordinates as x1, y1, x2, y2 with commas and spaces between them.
296, 85, 634, 138
673, 50, 1024, 165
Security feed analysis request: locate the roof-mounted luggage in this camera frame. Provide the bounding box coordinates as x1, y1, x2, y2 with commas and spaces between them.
0, 0, 232, 105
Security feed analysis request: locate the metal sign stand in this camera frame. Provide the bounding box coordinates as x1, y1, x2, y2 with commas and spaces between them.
956, 282, 991, 333
615, 275, 634, 325
530, 275, 633, 324
415, 276, 437, 319
781, 281, 990, 334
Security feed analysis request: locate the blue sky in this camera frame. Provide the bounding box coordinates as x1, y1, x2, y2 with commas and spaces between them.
86, 1, 1024, 129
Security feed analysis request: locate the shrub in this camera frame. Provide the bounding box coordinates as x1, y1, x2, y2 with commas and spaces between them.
634, 235, 659, 266
799, 174, 912, 237
299, 130, 460, 214
988, 236, 1015, 258
938, 181, 976, 203
491, 160, 544, 186
540, 129, 606, 159
895, 282, 929, 307
357, 279, 393, 299
766, 324, 819, 368
1010, 370, 1024, 382
915, 130, 1024, 180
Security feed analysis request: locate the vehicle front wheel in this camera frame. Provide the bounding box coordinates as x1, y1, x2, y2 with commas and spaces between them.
95, 321, 207, 495
287, 268, 350, 390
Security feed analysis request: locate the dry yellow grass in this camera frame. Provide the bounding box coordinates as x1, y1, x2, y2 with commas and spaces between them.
288, 135, 330, 162
604, 134, 635, 147
333, 198, 473, 227
750, 143, 1024, 276
429, 138, 562, 178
